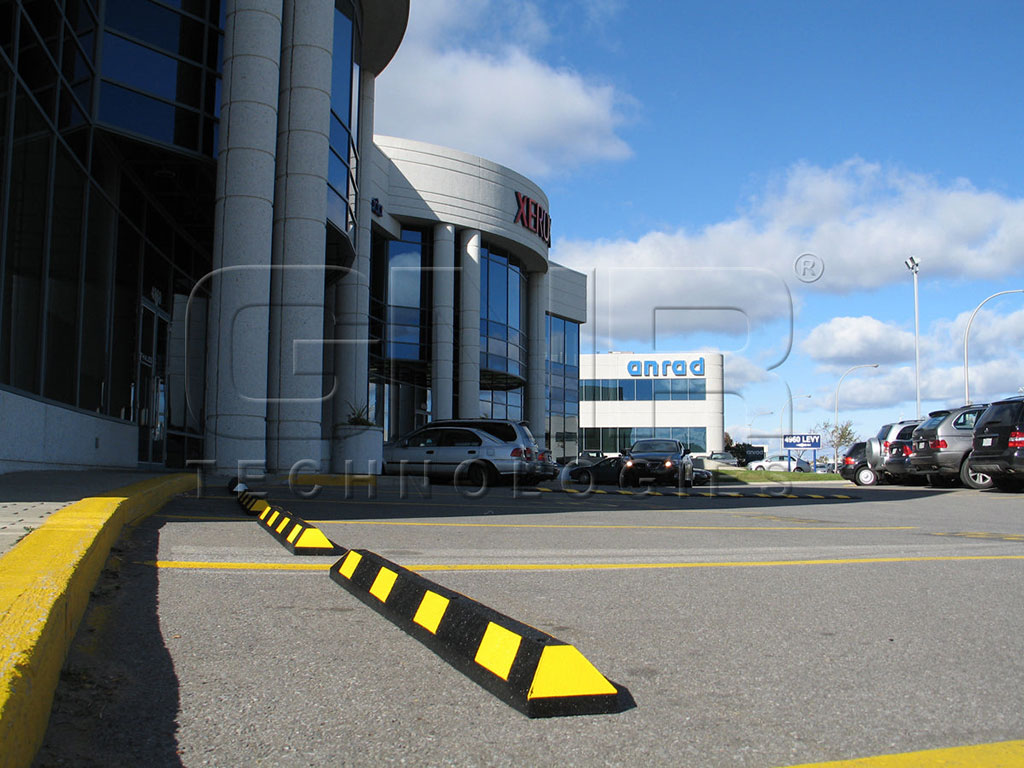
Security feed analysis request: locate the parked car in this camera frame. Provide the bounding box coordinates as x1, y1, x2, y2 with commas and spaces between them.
576, 450, 607, 467
535, 449, 561, 481
701, 451, 739, 468
839, 442, 874, 485
968, 395, 1024, 491
909, 405, 992, 488
747, 453, 812, 472
383, 419, 543, 485
619, 439, 695, 487
865, 419, 922, 484
882, 437, 919, 484
570, 455, 710, 488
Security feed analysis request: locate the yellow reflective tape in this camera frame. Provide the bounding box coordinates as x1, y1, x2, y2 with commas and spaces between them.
565, 488, 579, 494
266, 511, 279, 527
339, 550, 361, 578
594, 489, 607, 494
369, 567, 398, 602
412, 590, 450, 635
527, 644, 617, 699
536, 487, 552, 492
286, 524, 303, 543
259, 507, 272, 521
275, 517, 292, 534
294, 527, 334, 550
474, 622, 522, 681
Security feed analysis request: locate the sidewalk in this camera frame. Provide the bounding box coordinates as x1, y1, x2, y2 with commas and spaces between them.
0, 470, 172, 558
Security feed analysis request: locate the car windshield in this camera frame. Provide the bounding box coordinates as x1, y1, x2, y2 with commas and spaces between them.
631, 440, 678, 453
918, 415, 947, 431
876, 424, 893, 440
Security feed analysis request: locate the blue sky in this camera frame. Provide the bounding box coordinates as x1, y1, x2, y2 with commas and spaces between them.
375, 0, 1024, 451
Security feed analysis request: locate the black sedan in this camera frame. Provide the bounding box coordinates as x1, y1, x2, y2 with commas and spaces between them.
568, 456, 709, 488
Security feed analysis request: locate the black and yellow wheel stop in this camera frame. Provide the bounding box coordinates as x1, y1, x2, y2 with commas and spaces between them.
236, 490, 342, 556
329, 548, 631, 718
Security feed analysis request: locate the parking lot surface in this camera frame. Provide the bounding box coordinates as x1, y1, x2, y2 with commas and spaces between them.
34, 480, 1024, 767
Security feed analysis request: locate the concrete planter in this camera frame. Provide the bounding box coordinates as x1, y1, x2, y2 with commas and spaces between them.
331, 425, 383, 475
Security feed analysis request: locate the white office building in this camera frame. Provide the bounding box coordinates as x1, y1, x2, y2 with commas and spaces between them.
579, 352, 725, 455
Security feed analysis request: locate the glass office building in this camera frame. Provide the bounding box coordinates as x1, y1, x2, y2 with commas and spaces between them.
0, 0, 587, 473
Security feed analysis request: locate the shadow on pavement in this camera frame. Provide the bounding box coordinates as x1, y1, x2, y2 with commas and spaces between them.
33, 517, 183, 768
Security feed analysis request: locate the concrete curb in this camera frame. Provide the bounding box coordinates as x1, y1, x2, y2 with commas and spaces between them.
0, 473, 194, 768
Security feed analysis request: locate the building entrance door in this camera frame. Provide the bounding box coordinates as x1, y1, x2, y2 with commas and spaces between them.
138, 301, 170, 465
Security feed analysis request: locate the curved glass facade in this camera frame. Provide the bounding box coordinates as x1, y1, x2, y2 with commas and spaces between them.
479, 244, 527, 383
546, 315, 580, 461
100, 0, 223, 156
327, 1, 361, 239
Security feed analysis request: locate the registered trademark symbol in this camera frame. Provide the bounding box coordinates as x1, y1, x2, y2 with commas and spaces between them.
794, 252, 824, 283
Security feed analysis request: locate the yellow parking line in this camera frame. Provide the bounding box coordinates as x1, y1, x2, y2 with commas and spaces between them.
781, 739, 1024, 767
146, 553, 1024, 573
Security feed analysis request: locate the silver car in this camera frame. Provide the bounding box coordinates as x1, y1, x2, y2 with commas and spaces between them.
747, 453, 812, 472
383, 419, 543, 486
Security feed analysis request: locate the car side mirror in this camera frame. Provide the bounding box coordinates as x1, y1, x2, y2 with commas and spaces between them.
683, 449, 692, 456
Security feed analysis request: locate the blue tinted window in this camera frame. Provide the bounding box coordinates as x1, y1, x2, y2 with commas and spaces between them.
508, 265, 521, 330
388, 240, 421, 308
105, 0, 204, 63
101, 33, 200, 106
635, 379, 653, 400
99, 83, 174, 143
689, 379, 706, 400
487, 257, 507, 323
565, 321, 579, 365
654, 380, 671, 400
670, 378, 688, 400
331, 10, 353, 127
550, 316, 565, 363
618, 379, 634, 401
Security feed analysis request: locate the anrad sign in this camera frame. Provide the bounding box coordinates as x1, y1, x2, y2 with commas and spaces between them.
513, 191, 551, 246
626, 358, 706, 377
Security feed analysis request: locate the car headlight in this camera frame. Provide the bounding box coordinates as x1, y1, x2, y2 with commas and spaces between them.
624, 459, 634, 468
664, 460, 673, 468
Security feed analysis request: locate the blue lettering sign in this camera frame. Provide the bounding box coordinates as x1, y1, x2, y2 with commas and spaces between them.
626, 358, 707, 377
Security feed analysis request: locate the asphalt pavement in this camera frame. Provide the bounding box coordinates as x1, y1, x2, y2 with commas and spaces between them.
20, 476, 1024, 767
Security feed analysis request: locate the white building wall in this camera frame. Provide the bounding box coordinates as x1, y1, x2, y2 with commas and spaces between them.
548, 263, 587, 324
580, 352, 725, 452
0, 390, 137, 473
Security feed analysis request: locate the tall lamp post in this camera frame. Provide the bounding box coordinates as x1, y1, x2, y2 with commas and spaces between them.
746, 409, 773, 443
834, 363, 879, 467
904, 256, 921, 418
963, 289, 1023, 404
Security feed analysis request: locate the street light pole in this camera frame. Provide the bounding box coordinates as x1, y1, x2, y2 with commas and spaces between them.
904, 256, 921, 418
963, 289, 1024, 405
833, 363, 880, 468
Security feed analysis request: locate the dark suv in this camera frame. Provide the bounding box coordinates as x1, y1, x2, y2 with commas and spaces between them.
909, 405, 991, 488
968, 396, 1024, 491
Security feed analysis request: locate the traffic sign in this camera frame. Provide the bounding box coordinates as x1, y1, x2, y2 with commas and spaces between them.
783, 434, 821, 449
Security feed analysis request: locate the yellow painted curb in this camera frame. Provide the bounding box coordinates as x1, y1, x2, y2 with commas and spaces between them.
0, 473, 193, 768
781, 739, 1024, 767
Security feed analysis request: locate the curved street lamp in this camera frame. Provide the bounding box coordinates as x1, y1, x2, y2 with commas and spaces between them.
963, 289, 1024, 404
833, 363, 880, 466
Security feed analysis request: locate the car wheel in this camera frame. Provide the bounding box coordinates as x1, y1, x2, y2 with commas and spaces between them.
854, 466, 878, 486
753, 466, 765, 471
576, 468, 594, 486
960, 459, 993, 490
465, 461, 494, 490
793, 467, 805, 472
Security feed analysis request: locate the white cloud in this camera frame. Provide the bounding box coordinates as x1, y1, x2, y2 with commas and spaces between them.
374, 0, 633, 178
801, 316, 916, 364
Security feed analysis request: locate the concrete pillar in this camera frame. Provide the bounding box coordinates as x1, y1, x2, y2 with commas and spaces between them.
266, 0, 333, 473
431, 223, 455, 420
332, 69, 375, 453
457, 229, 481, 418
204, 0, 283, 474
526, 270, 549, 443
